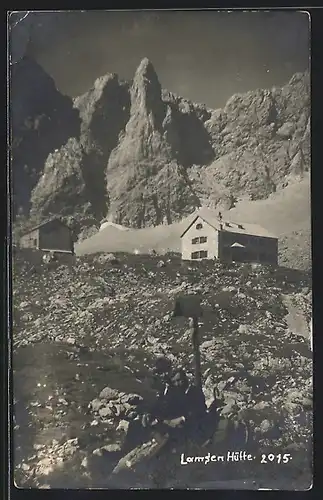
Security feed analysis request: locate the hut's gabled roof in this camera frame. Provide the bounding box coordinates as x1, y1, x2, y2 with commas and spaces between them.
20, 217, 69, 236
180, 207, 277, 239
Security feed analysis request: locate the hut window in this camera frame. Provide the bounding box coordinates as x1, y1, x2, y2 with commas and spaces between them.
196, 223, 203, 230
191, 250, 208, 259
33, 239, 37, 246
192, 236, 207, 245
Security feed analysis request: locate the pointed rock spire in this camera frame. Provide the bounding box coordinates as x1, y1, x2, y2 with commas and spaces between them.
134, 57, 159, 82
130, 58, 165, 127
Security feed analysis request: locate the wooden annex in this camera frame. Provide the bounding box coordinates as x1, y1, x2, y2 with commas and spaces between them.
19, 218, 74, 254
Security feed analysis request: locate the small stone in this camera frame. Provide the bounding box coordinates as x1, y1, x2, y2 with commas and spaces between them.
112, 404, 123, 417
164, 416, 186, 428
121, 393, 143, 405
222, 286, 236, 292
253, 401, 270, 410
259, 419, 272, 434
221, 402, 236, 415
121, 403, 133, 416
283, 402, 302, 414
58, 397, 68, 406
66, 337, 76, 345
90, 398, 104, 412
286, 390, 304, 402
19, 301, 30, 309
301, 398, 312, 409
238, 324, 248, 334
217, 380, 227, 392
99, 406, 115, 418
102, 443, 122, 453
65, 438, 78, 446
39, 457, 52, 467
99, 386, 119, 400
205, 397, 215, 409
116, 419, 130, 433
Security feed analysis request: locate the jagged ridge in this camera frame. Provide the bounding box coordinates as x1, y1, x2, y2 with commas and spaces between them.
13, 57, 310, 242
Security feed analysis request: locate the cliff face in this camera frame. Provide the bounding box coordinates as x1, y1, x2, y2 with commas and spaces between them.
11, 56, 81, 215
105, 58, 205, 227
13, 56, 310, 236
105, 64, 309, 225
195, 72, 310, 207
25, 71, 131, 232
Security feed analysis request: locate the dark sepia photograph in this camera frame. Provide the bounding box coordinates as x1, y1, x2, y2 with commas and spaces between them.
9, 9, 312, 490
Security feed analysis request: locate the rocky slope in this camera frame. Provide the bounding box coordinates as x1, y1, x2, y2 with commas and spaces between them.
13, 56, 310, 240
13, 250, 312, 488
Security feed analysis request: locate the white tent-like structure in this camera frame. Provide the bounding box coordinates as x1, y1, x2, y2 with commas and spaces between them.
230, 242, 246, 248
99, 221, 130, 232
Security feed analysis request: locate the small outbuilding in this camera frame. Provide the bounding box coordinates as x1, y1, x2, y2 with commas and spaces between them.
180, 208, 278, 265
19, 217, 74, 254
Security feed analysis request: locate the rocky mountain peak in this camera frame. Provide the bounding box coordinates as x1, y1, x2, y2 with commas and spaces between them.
15, 57, 310, 248
94, 72, 118, 90
73, 71, 130, 156
130, 58, 165, 128
134, 57, 159, 85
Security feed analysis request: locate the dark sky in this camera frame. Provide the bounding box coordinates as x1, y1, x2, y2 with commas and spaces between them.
15, 10, 310, 109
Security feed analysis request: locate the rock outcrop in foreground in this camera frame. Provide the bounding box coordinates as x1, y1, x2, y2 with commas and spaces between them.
13, 56, 310, 240
13, 251, 312, 489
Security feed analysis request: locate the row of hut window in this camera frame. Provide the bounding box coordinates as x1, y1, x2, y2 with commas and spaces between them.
195, 222, 244, 231
192, 235, 269, 248
191, 250, 208, 259
192, 236, 207, 245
